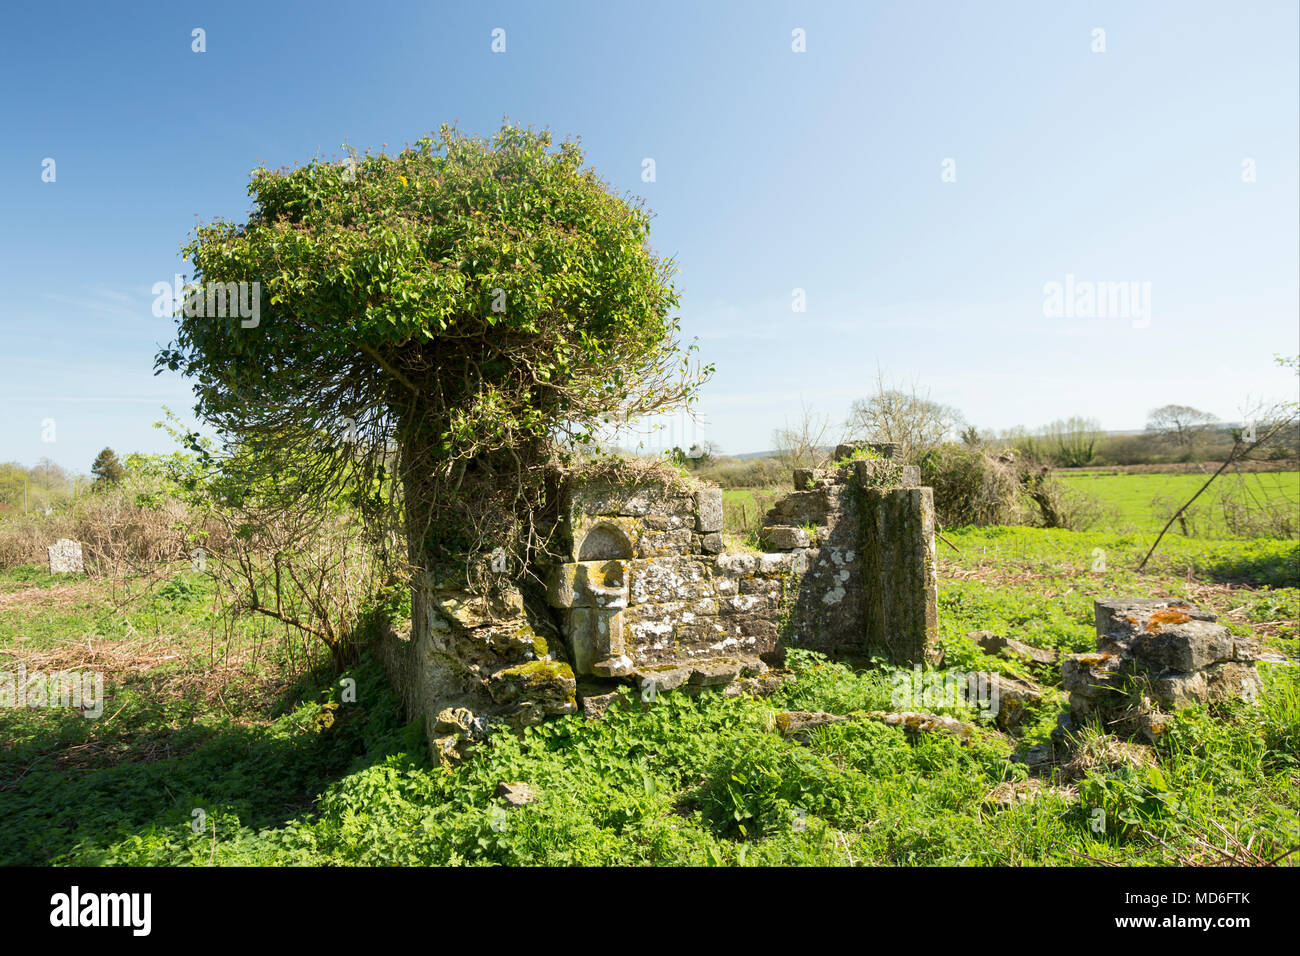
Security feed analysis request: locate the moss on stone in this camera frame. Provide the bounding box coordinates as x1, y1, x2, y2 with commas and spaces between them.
499, 659, 572, 678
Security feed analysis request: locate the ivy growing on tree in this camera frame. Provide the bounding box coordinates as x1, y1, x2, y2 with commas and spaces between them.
157, 124, 708, 586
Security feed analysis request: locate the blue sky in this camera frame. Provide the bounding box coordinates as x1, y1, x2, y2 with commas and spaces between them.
1, 0, 1297, 471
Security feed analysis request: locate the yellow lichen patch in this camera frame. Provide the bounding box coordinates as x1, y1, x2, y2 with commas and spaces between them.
1074, 652, 1115, 665
1147, 608, 1191, 633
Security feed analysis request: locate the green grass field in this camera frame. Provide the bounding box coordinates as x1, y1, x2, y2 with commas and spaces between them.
1, 520, 1296, 866
726, 470, 1300, 541
1059, 470, 1300, 537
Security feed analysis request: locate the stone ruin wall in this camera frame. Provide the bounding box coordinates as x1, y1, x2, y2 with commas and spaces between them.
377, 442, 941, 759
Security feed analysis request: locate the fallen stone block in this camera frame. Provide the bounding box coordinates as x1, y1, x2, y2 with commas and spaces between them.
590, 653, 635, 678
687, 657, 746, 686
636, 665, 692, 695
772, 711, 852, 737
971, 630, 1059, 668
496, 781, 538, 807
771, 709, 973, 743
577, 680, 626, 719
983, 778, 1077, 808
865, 711, 972, 742
986, 673, 1044, 731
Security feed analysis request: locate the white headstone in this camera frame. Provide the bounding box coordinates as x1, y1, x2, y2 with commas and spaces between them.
47, 538, 84, 574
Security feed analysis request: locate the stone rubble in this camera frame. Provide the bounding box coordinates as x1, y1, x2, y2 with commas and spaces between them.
1063, 597, 1263, 744
772, 709, 973, 743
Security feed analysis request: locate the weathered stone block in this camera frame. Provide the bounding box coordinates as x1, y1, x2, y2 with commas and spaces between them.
629, 556, 716, 605
1204, 661, 1263, 703
1094, 597, 1217, 639
1061, 652, 1123, 699
47, 539, 84, 574
624, 603, 679, 646
546, 559, 629, 609
433, 706, 485, 739
636, 528, 694, 558
496, 781, 538, 806
1131, 621, 1236, 673
1152, 671, 1208, 711
566, 478, 695, 519
694, 487, 723, 533
486, 660, 577, 708
699, 531, 724, 554
641, 514, 693, 531
591, 654, 635, 677
1069, 597, 1266, 738
987, 673, 1043, 731
637, 665, 692, 694
852, 458, 907, 488
686, 657, 746, 686
760, 525, 810, 550
792, 468, 828, 490
579, 683, 625, 719
563, 607, 625, 675
767, 488, 839, 526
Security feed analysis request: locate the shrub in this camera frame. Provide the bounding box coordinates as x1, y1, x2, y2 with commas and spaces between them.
918, 445, 1031, 527
920, 444, 1104, 530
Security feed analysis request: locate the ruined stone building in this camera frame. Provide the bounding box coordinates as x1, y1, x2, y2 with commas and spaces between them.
378, 443, 940, 758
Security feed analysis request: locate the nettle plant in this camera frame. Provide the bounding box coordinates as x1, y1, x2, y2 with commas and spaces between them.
158, 124, 708, 592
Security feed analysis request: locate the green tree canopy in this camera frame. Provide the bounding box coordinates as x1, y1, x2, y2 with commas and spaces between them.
157, 124, 706, 574
91, 447, 126, 486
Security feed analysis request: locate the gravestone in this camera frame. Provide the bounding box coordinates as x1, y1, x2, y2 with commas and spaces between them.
47, 538, 84, 574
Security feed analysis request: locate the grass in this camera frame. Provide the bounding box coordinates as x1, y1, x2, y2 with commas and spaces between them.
726, 470, 1300, 541
722, 488, 782, 543
1058, 470, 1300, 537
1, 516, 1296, 866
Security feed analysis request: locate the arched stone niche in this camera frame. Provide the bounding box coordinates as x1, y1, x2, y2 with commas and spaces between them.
576, 523, 633, 562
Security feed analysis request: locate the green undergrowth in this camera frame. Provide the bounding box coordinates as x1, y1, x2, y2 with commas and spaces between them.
2, 523, 1297, 866
2, 646, 1292, 866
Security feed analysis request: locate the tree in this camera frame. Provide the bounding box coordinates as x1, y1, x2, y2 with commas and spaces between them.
843, 372, 965, 462
1145, 404, 1218, 460
681, 439, 721, 469
1138, 357, 1300, 570
91, 447, 126, 486
772, 402, 832, 470
1041, 416, 1103, 467
0, 462, 26, 509
157, 124, 707, 586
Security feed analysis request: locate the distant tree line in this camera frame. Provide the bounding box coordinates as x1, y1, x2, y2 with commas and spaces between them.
0, 446, 131, 514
